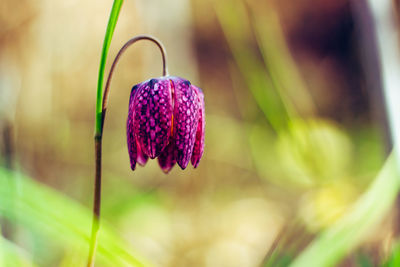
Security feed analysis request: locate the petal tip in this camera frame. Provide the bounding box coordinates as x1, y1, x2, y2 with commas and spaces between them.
157, 141, 176, 173
191, 159, 200, 168
130, 163, 136, 171
160, 167, 173, 174
177, 160, 189, 170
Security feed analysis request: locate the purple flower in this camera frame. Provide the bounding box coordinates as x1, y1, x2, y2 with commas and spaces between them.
127, 76, 205, 173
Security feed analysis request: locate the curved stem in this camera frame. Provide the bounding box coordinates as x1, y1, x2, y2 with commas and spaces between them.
102, 35, 168, 118
87, 35, 168, 267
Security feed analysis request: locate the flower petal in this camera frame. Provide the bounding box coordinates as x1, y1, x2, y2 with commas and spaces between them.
127, 122, 137, 170
191, 86, 205, 168
126, 84, 141, 170
136, 139, 148, 166
158, 140, 176, 173
134, 78, 173, 159
171, 78, 200, 169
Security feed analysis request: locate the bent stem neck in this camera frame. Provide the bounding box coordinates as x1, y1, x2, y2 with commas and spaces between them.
96, 35, 169, 136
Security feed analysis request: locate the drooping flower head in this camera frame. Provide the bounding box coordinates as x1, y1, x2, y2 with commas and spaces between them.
127, 76, 205, 173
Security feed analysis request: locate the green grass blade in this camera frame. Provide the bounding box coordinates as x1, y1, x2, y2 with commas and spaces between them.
383, 242, 400, 266
364, 0, 400, 170
0, 229, 36, 267
0, 168, 152, 267
95, 0, 124, 135
290, 153, 399, 267
214, 0, 290, 132
249, 4, 315, 117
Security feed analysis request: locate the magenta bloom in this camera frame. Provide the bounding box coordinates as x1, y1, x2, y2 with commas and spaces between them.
126, 76, 205, 173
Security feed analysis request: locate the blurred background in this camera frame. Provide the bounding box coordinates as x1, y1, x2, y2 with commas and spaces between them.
0, 0, 400, 266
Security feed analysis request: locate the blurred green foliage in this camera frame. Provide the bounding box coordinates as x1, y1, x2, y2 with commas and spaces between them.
0, 167, 152, 266
291, 153, 399, 266
214, 0, 397, 266
0, 0, 398, 266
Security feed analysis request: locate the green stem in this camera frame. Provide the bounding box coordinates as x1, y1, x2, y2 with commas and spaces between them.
90, 33, 168, 267
88, 35, 167, 266
88, 1, 123, 266
89, 1, 168, 265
